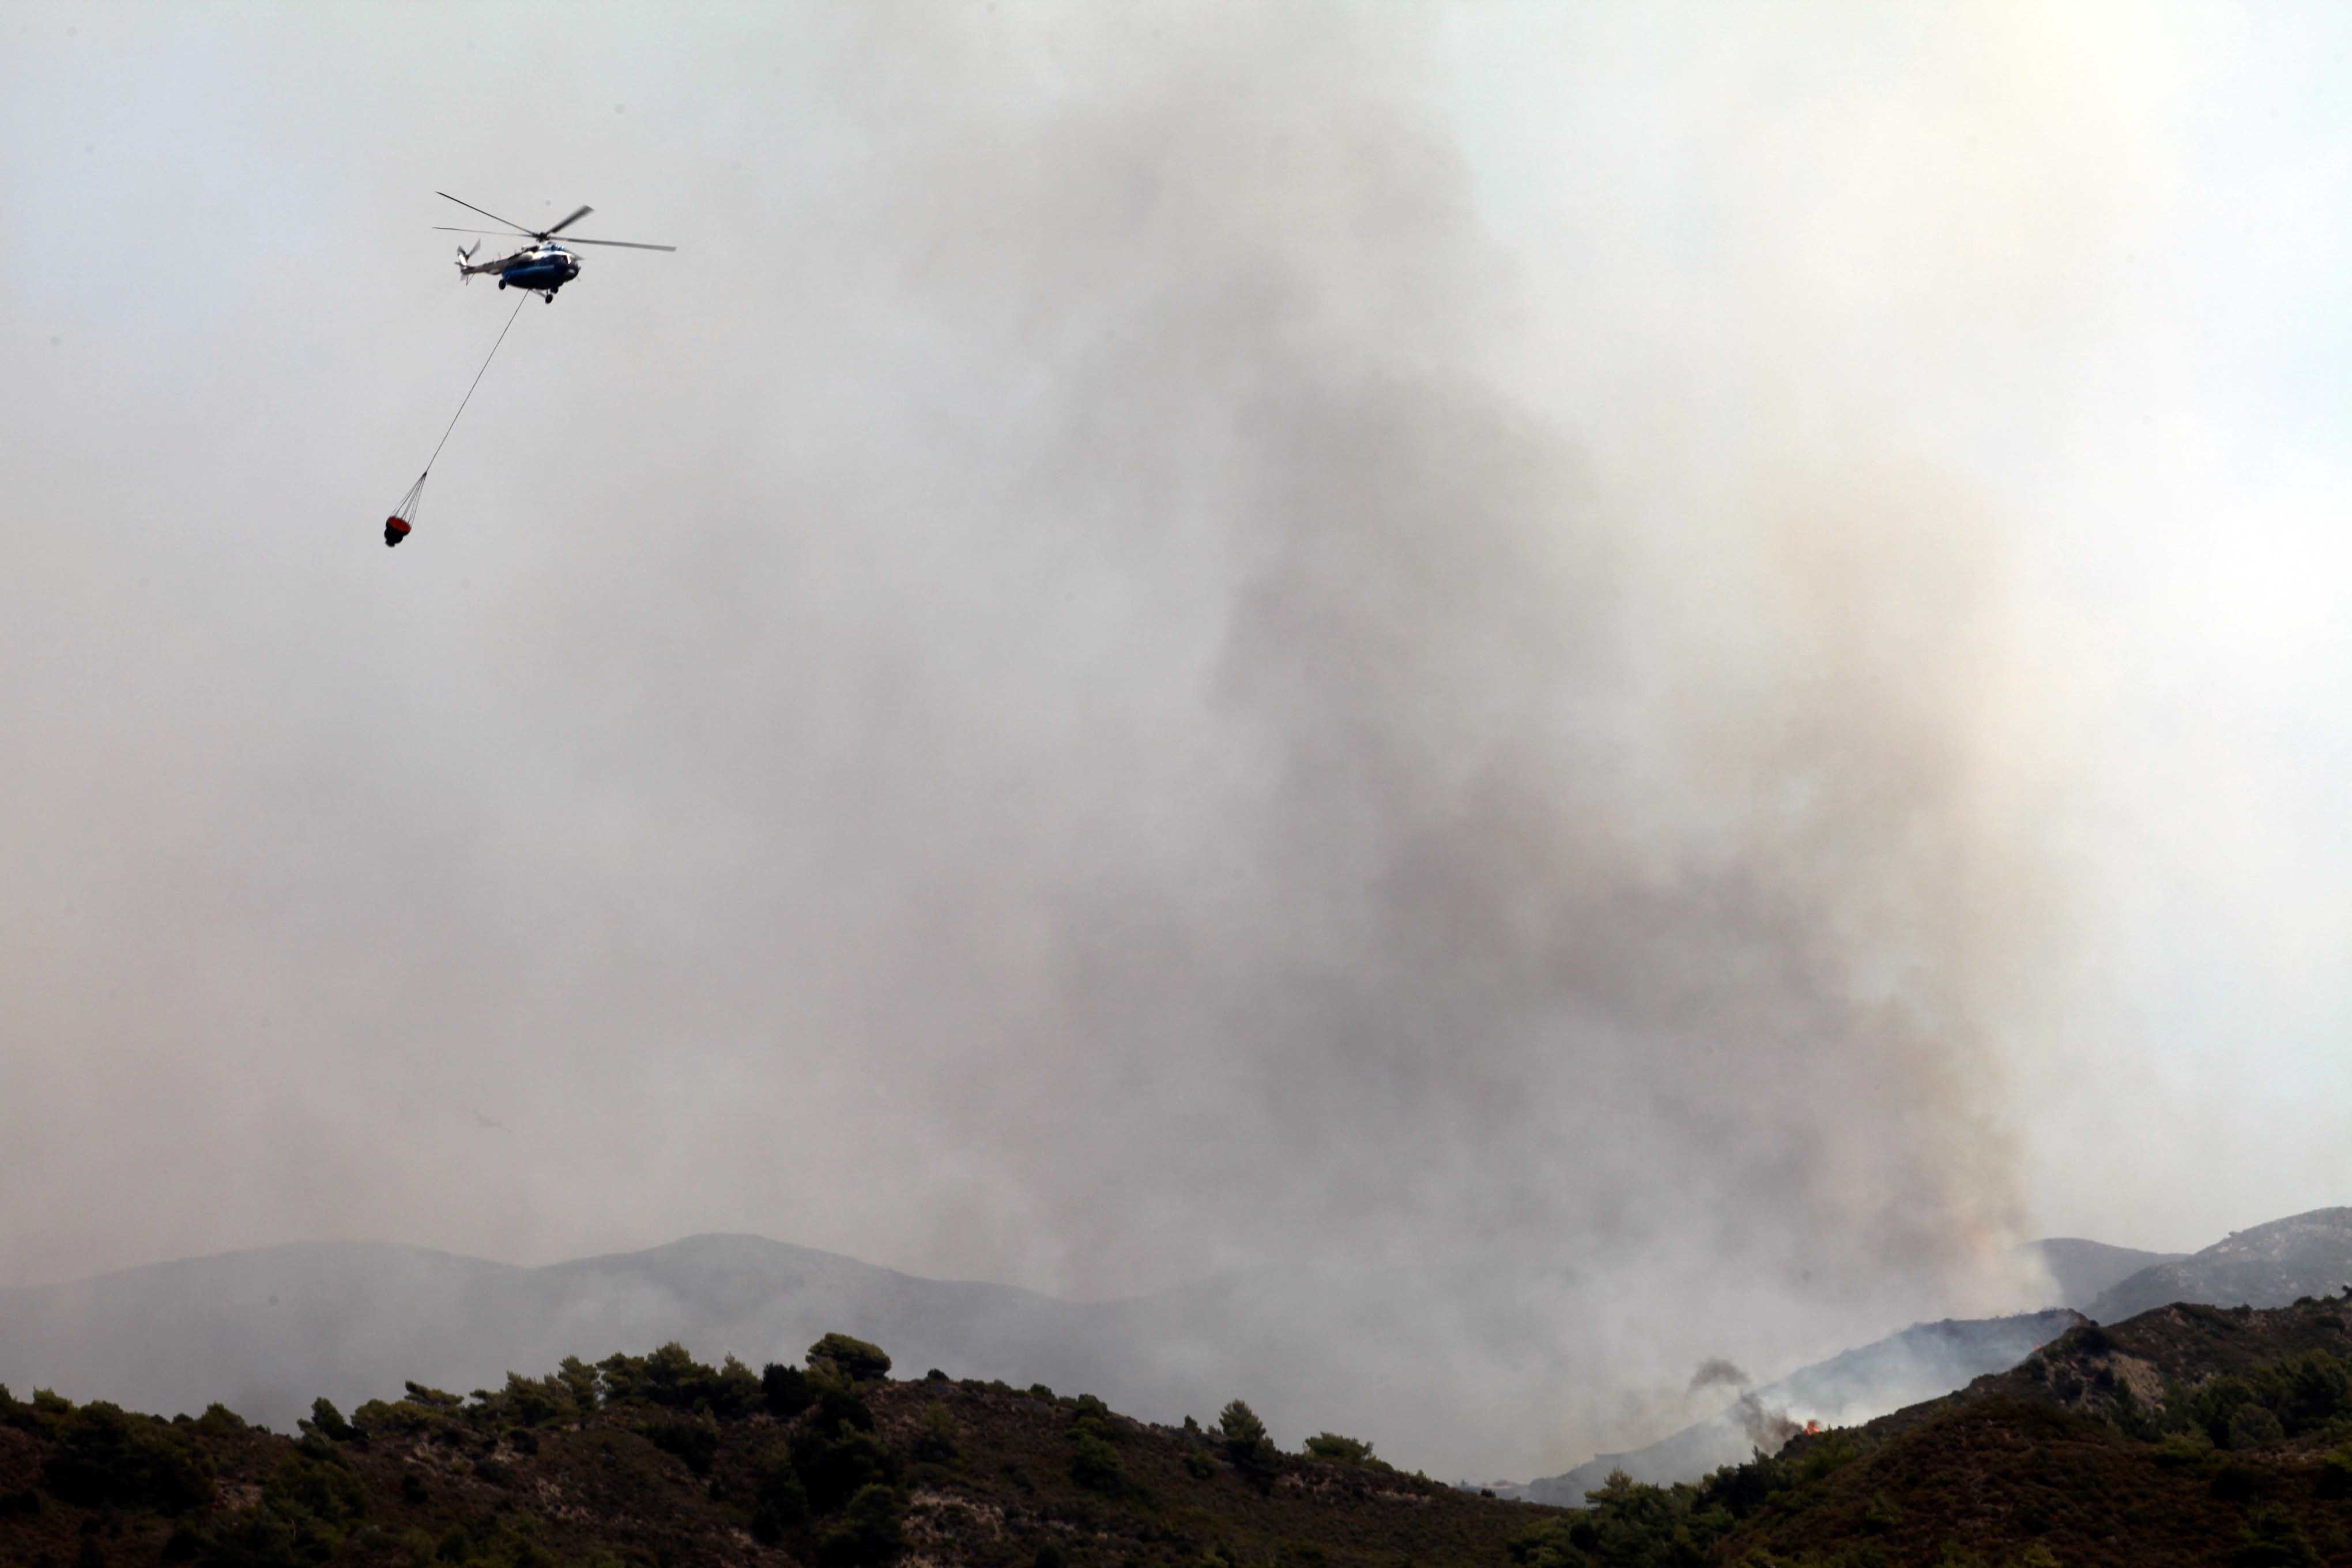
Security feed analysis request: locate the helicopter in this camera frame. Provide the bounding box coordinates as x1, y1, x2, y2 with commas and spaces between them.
433, 191, 675, 302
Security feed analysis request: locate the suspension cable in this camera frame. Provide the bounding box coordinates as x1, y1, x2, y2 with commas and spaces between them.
424, 292, 529, 475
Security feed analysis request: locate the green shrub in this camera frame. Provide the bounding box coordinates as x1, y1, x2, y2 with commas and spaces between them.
2272, 1351, 2351, 1434
265, 1450, 367, 1528
556, 1355, 601, 1413
1215, 1400, 1276, 1490
911, 1402, 958, 1464
815, 1483, 904, 1567
196, 1505, 309, 1568
807, 1334, 893, 1384
751, 1443, 809, 1543
1216, 1400, 1267, 1450
195, 1405, 247, 1439
1071, 1431, 1126, 1495
489, 1371, 574, 1428
706, 1356, 763, 1419
305, 1399, 356, 1443
1506, 1516, 1582, 1568
817, 1385, 875, 1435
763, 1362, 815, 1418
793, 1423, 899, 1514
2234, 1503, 2320, 1567
2186, 1375, 2258, 1445
2110, 1378, 2162, 1441
1694, 1450, 1788, 1520
591, 1344, 763, 1418
644, 1418, 720, 1477
42, 1401, 214, 1514
1793, 1433, 1861, 1485
350, 1395, 468, 1445
2316, 1442, 2352, 1500
2211, 1460, 2267, 1502
1302, 1432, 1375, 1465
2153, 1430, 2215, 1468
2229, 1403, 2286, 1450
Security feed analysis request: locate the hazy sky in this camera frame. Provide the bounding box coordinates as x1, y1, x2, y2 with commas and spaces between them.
5, 0, 2351, 1465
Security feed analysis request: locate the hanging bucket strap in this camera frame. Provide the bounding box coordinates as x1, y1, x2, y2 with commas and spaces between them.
380, 293, 527, 542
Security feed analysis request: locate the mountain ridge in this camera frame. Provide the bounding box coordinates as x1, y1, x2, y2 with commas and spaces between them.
2089, 1205, 2352, 1323
0, 1235, 1580, 1479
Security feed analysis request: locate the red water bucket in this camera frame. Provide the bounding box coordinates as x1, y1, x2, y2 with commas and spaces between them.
384, 515, 412, 548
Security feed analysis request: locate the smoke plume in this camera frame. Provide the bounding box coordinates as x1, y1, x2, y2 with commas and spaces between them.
0, 0, 2214, 1478
1690, 1360, 1750, 1396
1733, 1393, 1803, 1455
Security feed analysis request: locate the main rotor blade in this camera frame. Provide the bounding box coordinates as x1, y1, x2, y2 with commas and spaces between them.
561, 236, 679, 251
432, 227, 521, 236
544, 205, 594, 236
436, 191, 536, 235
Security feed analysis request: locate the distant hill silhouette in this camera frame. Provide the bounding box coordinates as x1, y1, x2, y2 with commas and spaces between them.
2089, 1205, 2352, 1322
0, 1237, 1585, 1479
0, 1235, 1100, 1440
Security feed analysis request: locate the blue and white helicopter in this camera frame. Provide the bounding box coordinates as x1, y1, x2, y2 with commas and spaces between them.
434, 191, 675, 302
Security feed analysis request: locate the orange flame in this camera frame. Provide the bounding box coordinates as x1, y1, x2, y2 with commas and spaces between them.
1803, 1420, 1821, 1435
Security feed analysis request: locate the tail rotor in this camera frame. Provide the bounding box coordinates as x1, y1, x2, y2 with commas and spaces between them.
455, 240, 479, 281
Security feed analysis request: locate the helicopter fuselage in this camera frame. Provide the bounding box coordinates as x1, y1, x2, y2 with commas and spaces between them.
436, 193, 673, 295
461, 242, 581, 296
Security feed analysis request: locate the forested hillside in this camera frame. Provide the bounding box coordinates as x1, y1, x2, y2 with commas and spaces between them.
9, 1295, 2352, 1568
0, 1334, 1542, 1568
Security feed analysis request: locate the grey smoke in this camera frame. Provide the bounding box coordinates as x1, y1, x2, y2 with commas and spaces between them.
1732, 1393, 1801, 1454
17, 0, 2333, 1481
1689, 1359, 1750, 1395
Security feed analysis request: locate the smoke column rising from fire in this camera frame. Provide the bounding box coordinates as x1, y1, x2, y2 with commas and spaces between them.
18, 0, 2342, 1477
